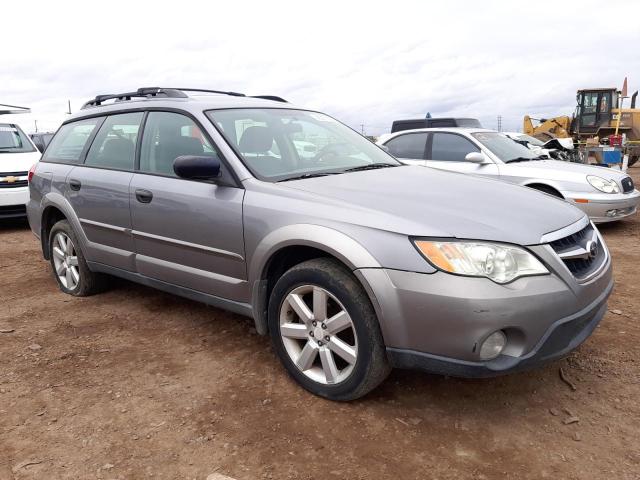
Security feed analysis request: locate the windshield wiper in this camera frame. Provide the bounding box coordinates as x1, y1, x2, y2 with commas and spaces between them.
506, 157, 533, 163
342, 163, 399, 172
278, 172, 343, 182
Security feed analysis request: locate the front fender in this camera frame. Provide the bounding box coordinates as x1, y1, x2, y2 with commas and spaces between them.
248, 223, 381, 285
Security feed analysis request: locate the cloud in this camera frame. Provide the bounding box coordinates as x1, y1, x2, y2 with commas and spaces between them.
2, 0, 638, 135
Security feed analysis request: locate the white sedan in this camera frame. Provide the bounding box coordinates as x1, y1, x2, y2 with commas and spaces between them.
378, 127, 639, 223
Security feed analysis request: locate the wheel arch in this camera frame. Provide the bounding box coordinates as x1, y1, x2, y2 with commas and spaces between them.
39, 193, 86, 260
248, 225, 382, 335
523, 182, 565, 199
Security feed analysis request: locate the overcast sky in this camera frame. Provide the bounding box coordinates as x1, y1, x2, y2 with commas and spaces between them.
2, 0, 639, 136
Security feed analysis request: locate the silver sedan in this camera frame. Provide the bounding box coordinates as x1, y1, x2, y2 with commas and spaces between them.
379, 127, 640, 223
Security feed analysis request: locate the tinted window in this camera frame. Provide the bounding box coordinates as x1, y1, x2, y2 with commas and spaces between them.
41, 118, 101, 163
385, 133, 428, 159
430, 133, 479, 161
140, 112, 216, 177
85, 113, 143, 170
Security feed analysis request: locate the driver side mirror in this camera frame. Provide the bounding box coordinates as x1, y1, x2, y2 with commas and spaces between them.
173, 155, 221, 180
465, 152, 488, 164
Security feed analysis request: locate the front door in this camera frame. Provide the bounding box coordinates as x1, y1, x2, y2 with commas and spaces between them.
425, 132, 499, 177
129, 111, 247, 301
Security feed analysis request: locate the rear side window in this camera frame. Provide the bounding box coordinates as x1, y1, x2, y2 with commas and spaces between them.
139, 112, 216, 177
42, 118, 102, 163
429, 133, 479, 161
385, 133, 428, 159
85, 113, 143, 170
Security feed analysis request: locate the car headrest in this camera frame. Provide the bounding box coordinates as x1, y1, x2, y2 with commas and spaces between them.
239, 126, 273, 153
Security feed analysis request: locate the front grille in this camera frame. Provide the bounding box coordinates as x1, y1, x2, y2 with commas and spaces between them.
550, 223, 606, 281
0, 171, 28, 189
621, 176, 634, 193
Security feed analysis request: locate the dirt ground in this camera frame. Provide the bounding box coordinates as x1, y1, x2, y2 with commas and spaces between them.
1, 169, 639, 480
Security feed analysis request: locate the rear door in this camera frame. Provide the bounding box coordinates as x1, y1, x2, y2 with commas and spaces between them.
384, 132, 428, 165
425, 132, 499, 177
66, 112, 143, 271
129, 111, 247, 301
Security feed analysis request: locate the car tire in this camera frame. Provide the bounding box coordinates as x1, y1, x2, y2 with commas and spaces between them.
268, 257, 390, 401
49, 220, 105, 296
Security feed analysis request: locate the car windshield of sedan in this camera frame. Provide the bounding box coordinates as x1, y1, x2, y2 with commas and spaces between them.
473, 132, 539, 163
0, 123, 36, 154
206, 108, 400, 181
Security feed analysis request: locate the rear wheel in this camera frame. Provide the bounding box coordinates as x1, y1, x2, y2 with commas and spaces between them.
268, 258, 390, 401
49, 220, 105, 296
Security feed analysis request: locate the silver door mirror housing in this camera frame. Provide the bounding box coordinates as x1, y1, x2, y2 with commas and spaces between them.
465, 152, 488, 164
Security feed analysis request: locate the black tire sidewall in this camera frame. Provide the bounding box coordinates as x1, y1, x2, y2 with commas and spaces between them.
268, 259, 385, 400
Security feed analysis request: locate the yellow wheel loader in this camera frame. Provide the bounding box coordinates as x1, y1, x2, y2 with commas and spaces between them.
524, 87, 640, 167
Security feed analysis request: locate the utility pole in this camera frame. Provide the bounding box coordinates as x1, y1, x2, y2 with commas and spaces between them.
497, 115, 502, 132
34, 120, 38, 133
360, 124, 365, 135
66, 100, 72, 115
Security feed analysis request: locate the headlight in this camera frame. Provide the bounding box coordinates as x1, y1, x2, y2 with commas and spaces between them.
413, 240, 548, 284
587, 175, 620, 194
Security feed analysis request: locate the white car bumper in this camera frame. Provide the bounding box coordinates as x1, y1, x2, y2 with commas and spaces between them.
565, 189, 640, 223
0, 186, 29, 218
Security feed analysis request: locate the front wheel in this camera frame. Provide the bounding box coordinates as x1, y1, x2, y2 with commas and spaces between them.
268, 258, 390, 401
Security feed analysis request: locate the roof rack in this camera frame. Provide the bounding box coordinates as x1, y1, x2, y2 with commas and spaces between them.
81, 87, 287, 110
0, 104, 31, 115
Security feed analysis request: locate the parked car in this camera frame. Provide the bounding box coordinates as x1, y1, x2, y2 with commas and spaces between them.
391, 117, 482, 133
379, 127, 640, 223
29, 132, 55, 153
0, 121, 41, 218
28, 88, 613, 400
503, 131, 574, 161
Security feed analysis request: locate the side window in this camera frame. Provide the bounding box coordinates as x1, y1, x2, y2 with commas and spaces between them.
430, 133, 479, 162
385, 133, 428, 159
42, 118, 102, 164
85, 113, 143, 170
140, 112, 216, 177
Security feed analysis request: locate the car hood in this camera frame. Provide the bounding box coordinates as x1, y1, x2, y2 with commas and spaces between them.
281, 165, 584, 245
506, 159, 629, 182
0, 151, 40, 173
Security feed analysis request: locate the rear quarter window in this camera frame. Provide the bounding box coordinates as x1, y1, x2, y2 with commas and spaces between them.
42, 118, 102, 164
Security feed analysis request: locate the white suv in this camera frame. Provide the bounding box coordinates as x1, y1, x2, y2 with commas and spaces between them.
0, 120, 41, 218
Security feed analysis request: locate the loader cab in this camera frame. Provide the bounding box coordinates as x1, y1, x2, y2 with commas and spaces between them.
573, 88, 618, 135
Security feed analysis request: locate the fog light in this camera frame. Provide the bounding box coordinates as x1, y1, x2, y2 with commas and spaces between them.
479, 331, 507, 360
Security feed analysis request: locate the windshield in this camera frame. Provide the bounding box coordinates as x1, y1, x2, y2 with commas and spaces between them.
473, 132, 538, 162
516, 133, 544, 147
206, 108, 400, 181
0, 123, 36, 154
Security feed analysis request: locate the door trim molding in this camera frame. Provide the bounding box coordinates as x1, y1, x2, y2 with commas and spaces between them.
131, 229, 244, 261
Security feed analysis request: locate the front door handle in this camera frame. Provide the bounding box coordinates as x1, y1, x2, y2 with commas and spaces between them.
135, 189, 153, 203
69, 179, 81, 191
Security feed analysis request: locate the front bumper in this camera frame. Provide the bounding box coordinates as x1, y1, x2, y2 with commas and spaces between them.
565, 189, 640, 223
0, 186, 29, 218
355, 243, 613, 377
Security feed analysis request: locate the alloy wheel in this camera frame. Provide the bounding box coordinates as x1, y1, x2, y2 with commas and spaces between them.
52, 232, 80, 290
279, 285, 358, 385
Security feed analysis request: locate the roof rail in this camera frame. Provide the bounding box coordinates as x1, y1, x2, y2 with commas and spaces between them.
0, 104, 31, 115
81, 87, 188, 109
81, 87, 287, 110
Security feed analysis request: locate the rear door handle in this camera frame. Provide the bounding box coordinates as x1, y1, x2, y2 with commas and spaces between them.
135, 189, 153, 203
69, 179, 81, 191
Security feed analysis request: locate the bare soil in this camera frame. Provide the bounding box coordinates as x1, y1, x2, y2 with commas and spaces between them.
1, 169, 639, 480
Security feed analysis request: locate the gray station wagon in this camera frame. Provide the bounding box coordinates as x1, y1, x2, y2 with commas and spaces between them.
27, 88, 613, 400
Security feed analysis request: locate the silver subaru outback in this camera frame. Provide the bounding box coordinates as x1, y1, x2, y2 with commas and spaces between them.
27, 88, 613, 400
